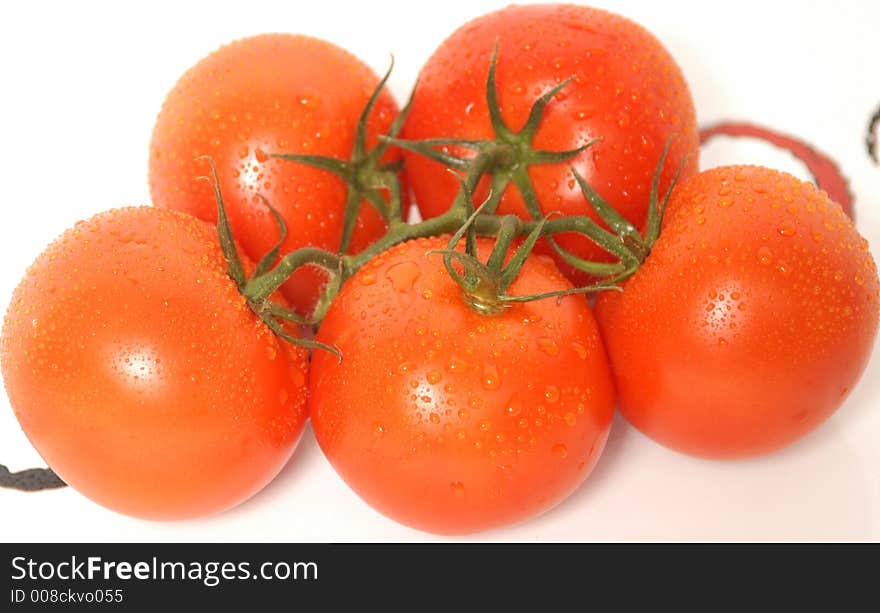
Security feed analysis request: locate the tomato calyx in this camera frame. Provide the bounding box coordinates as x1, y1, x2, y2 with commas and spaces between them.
385, 45, 593, 219
433, 178, 618, 316
270, 59, 411, 251
550, 138, 689, 282
200, 159, 343, 358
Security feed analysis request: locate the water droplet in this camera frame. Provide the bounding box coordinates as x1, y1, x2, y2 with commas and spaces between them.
544, 385, 560, 403
386, 261, 420, 292
446, 357, 470, 373
757, 246, 773, 265
570, 341, 588, 360
360, 273, 376, 286
422, 290, 433, 299
426, 370, 442, 384
563, 412, 577, 426
777, 224, 796, 237
450, 482, 466, 497
482, 364, 501, 390
552, 443, 568, 458
429, 412, 441, 424
504, 394, 522, 416
537, 337, 560, 356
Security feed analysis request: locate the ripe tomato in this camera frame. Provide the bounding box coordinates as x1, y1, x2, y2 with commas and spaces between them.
0, 207, 309, 519
309, 236, 615, 534
149, 33, 400, 316
402, 4, 699, 282
595, 166, 879, 458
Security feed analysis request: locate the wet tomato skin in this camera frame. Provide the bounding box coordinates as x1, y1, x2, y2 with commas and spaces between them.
309, 236, 615, 534
595, 166, 879, 458
403, 4, 699, 282
149, 33, 400, 315
0, 207, 309, 519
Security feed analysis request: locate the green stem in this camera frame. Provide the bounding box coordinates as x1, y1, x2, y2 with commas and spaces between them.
244, 248, 341, 301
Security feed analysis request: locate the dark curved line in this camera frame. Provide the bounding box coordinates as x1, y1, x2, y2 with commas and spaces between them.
868, 103, 880, 164
700, 121, 854, 219
0, 464, 66, 491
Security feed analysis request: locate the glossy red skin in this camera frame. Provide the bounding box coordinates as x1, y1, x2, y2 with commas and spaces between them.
595, 166, 879, 458
149, 34, 401, 315
403, 4, 699, 283
310, 236, 615, 534
0, 207, 309, 519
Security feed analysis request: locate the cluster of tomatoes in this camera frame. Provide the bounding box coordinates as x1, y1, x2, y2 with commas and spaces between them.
1, 5, 877, 535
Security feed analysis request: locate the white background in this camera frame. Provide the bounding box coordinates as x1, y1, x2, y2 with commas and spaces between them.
1, 0, 878, 541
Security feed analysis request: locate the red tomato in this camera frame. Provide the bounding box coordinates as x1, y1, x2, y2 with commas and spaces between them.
595, 166, 879, 458
403, 4, 699, 282
149, 34, 400, 316
0, 207, 309, 519
309, 236, 615, 534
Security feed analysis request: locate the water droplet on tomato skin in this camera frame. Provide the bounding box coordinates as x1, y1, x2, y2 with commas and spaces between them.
570, 341, 588, 359
385, 260, 420, 292
777, 224, 796, 237
450, 482, 466, 497
504, 394, 522, 417
482, 364, 501, 390
536, 337, 560, 356
757, 246, 773, 265
552, 443, 568, 459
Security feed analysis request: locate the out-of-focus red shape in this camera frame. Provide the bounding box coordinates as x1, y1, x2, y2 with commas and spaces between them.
700, 122, 854, 219
867, 104, 879, 164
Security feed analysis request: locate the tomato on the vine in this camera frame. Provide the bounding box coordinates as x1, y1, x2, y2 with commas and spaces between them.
595, 166, 879, 458
0, 207, 309, 519
149, 33, 402, 316
309, 236, 615, 534
402, 4, 699, 283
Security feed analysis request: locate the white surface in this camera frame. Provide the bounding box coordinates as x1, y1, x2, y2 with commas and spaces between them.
1, 0, 878, 542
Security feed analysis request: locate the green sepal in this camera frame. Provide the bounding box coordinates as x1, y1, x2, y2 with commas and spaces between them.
252, 195, 288, 279
196, 156, 247, 290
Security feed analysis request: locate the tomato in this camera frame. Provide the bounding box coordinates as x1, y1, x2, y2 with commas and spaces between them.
595, 166, 879, 458
402, 4, 699, 283
309, 236, 615, 534
0, 207, 309, 519
149, 33, 401, 316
